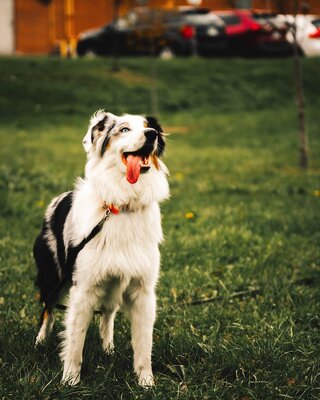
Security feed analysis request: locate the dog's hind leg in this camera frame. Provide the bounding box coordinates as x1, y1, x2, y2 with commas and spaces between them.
35, 307, 55, 346
34, 232, 60, 346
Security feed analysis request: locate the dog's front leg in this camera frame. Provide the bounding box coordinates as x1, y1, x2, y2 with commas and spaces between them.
128, 288, 156, 387
99, 306, 118, 355
60, 286, 95, 385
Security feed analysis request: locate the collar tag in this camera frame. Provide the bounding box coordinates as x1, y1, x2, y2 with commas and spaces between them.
109, 204, 120, 214
102, 202, 120, 215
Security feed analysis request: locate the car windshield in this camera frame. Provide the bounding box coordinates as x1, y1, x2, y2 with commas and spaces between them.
253, 13, 277, 20
115, 16, 131, 30
252, 13, 288, 29
311, 18, 320, 28
117, 10, 141, 29
115, 8, 183, 30
218, 14, 241, 25
183, 13, 224, 27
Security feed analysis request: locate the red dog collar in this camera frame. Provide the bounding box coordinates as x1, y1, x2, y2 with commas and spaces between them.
102, 202, 120, 215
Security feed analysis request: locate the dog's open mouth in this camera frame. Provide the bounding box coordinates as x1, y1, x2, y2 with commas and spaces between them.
121, 148, 152, 184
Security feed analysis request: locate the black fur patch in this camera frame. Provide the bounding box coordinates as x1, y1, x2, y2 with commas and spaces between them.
91, 116, 107, 143
146, 116, 165, 157
50, 192, 73, 269
100, 121, 116, 156
146, 116, 162, 133
34, 192, 73, 308
100, 135, 111, 157
34, 225, 61, 305
107, 121, 115, 135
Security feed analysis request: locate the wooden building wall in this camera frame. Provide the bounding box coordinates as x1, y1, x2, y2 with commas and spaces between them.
15, 0, 113, 54
15, 0, 320, 55
15, 0, 50, 54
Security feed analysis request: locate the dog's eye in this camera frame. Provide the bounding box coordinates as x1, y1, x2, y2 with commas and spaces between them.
120, 127, 130, 133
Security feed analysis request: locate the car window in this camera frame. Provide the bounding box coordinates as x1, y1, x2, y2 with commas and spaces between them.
129, 9, 180, 26
252, 13, 277, 20
311, 19, 320, 28
179, 7, 210, 15
116, 11, 138, 29
252, 15, 268, 24
252, 13, 275, 24
218, 14, 241, 25
183, 13, 224, 27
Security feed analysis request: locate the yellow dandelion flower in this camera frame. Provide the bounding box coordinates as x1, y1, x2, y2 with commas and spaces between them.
185, 212, 194, 219
313, 190, 320, 197
175, 172, 184, 182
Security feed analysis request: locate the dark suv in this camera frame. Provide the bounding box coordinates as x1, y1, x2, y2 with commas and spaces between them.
76, 7, 226, 57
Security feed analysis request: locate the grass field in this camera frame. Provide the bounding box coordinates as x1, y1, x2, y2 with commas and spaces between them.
0, 56, 320, 399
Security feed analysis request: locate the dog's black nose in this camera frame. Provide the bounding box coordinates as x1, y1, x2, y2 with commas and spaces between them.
144, 128, 157, 142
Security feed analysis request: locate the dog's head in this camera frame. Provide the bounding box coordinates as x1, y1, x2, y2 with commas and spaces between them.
82, 110, 169, 206
82, 110, 169, 209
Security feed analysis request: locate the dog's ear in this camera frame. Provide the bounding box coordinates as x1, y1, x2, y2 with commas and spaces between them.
90, 112, 108, 144
82, 110, 108, 153
146, 116, 165, 157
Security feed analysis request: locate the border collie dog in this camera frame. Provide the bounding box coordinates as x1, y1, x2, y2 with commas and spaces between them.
33, 110, 169, 386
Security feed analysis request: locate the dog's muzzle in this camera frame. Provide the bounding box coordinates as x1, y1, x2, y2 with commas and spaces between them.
144, 128, 157, 143
121, 129, 158, 185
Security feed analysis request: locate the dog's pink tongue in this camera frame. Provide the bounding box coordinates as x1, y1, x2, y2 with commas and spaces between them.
126, 155, 142, 184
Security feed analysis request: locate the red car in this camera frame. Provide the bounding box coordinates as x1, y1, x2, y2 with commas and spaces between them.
308, 18, 320, 38
214, 10, 293, 56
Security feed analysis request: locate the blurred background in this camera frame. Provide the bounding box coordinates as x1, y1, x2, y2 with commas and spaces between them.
1, 0, 320, 58
1, 1, 320, 399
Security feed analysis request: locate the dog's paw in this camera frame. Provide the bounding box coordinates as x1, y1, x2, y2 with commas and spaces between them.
34, 333, 45, 347
61, 364, 81, 386
35, 313, 55, 347
61, 374, 80, 386
103, 341, 115, 356
138, 371, 154, 388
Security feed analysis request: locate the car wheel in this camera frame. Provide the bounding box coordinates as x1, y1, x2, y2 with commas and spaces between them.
159, 46, 175, 59
77, 41, 96, 57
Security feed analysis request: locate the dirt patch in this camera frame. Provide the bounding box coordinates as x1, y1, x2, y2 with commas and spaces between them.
164, 126, 189, 135
112, 69, 151, 86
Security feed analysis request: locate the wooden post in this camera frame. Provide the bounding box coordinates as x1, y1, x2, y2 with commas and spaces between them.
64, 0, 75, 57
150, 57, 159, 118
112, 0, 121, 72
292, 0, 308, 168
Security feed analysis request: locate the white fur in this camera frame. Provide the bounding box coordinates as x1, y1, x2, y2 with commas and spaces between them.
38, 111, 169, 387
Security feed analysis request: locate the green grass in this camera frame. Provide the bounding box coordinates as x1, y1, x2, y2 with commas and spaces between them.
0, 56, 320, 399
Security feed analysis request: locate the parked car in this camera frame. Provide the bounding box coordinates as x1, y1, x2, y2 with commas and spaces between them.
214, 10, 293, 56
178, 7, 228, 56
76, 7, 227, 58
251, 11, 294, 55
77, 8, 194, 57
286, 15, 320, 56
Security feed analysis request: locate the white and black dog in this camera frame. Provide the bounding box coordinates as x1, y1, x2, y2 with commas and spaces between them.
33, 110, 169, 386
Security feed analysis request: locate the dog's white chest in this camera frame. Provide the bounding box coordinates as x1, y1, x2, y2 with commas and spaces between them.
74, 203, 162, 286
